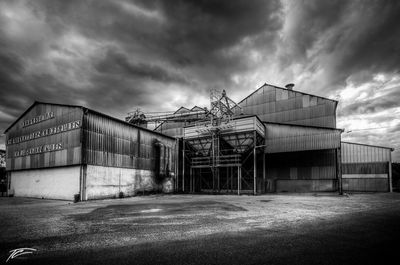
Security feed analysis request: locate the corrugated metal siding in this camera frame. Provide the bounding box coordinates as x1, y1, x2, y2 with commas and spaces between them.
265, 123, 341, 153
341, 142, 391, 163
157, 127, 184, 138
342, 162, 388, 174
83, 112, 176, 173
266, 150, 337, 180
340, 142, 391, 192
6, 103, 82, 171
184, 116, 265, 139
236, 84, 337, 128
155, 107, 205, 137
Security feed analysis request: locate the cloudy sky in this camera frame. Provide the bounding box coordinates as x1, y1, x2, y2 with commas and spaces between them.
0, 0, 399, 161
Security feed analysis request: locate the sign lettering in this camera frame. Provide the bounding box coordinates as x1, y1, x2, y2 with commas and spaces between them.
14, 143, 63, 157
7, 120, 81, 145
21, 112, 54, 128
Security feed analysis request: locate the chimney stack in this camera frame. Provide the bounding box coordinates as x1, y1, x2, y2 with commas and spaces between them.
285, 83, 295, 90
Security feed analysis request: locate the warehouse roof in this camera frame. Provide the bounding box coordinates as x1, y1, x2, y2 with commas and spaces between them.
4, 101, 176, 139
238, 82, 339, 106
342, 141, 394, 151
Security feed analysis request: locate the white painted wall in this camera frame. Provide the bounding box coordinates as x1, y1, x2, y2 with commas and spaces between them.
10, 166, 80, 200
85, 165, 173, 200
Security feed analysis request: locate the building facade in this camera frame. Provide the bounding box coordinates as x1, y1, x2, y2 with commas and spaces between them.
5, 102, 176, 201
156, 83, 393, 194
4, 84, 394, 200
341, 142, 393, 192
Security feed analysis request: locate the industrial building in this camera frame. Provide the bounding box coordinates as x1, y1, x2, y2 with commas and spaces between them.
151, 83, 393, 194
0, 149, 6, 196
341, 142, 393, 192
5, 102, 176, 200
4, 83, 394, 200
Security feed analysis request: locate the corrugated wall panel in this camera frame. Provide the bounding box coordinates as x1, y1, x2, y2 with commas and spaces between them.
236, 84, 338, 128
265, 123, 341, 153
84, 112, 176, 173
6, 103, 83, 171
341, 142, 391, 163
340, 142, 391, 192
184, 116, 265, 139
342, 162, 388, 174
266, 149, 336, 181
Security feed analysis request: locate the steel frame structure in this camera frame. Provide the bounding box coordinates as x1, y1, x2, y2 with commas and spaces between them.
183, 125, 265, 195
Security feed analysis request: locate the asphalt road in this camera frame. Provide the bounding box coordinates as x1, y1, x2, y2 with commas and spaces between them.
1, 193, 400, 264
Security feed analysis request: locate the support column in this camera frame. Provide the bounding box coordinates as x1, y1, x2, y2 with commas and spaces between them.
389, 150, 393, 192
182, 140, 185, 192
253, 148, 256, 195
231, 167, 233, 193
174, 138, 179, 192
217, 168, 220, 192
226, 168, 229, 193
237, 166, 240, 195
253, 132, 257, 195
336, 148, 343, 195
189, 167, 192, 193
263, 153, 266, 193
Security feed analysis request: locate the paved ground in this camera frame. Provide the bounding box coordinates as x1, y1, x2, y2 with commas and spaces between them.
1, 193, 400, 264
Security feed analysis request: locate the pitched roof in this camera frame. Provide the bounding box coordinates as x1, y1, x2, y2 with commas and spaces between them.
341, 141, 394, 151
238, 83, 338, 105
4, 101, 176, 139
4, 101, 84, 133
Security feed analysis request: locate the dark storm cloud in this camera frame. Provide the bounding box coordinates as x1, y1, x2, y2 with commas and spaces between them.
94, 49, 189, 84
0, 0, 283, 129
159, 0, 282, 65
0, 51, 25, 75
35, 0, 282, 70
334, 1, 400, 75
279, 0, 350, 66
0, 0, 400, 159
281, 0, 400, 92
0, 51, 30, 117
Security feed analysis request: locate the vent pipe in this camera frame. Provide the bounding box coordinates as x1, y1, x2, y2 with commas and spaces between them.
285, 83, 295, 90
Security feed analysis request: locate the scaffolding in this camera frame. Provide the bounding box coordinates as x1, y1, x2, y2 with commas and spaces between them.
126, 89, 265, 195
182, 109, 265, 195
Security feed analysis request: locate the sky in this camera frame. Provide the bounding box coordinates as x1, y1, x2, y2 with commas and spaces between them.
0, 0, 399, 161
